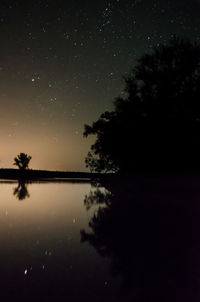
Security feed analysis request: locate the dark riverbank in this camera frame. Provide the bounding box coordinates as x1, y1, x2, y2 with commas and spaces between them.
0, 168, 110, 180
2, 167, 200, 182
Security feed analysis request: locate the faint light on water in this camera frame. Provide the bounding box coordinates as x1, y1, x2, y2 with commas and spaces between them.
24, 267, 32, 275
44, 250, 52, 256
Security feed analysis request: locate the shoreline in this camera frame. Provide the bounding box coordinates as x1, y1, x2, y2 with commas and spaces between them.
0, 168, 108, 181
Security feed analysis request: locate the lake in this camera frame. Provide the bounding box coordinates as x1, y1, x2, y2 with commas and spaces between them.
0, 180, 121, 301
0, 177, 200, 301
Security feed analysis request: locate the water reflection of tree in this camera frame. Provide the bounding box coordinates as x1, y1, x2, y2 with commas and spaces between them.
81, 178, 200, 302
13, 180, 30, 200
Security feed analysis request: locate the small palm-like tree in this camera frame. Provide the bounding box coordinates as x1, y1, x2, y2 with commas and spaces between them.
13, 153, 32, 170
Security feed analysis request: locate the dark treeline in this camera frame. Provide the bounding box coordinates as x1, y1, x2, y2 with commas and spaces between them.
5, 152, 106, 180
0, 168, 109, 180
84, 38, 200, 175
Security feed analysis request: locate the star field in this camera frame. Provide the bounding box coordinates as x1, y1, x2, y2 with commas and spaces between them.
0, 0, 199, 170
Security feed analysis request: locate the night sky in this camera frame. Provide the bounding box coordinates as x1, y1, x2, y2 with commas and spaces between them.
0, 0, 199, 171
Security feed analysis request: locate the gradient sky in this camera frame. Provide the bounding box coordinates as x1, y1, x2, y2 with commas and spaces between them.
0, 0, 199, 171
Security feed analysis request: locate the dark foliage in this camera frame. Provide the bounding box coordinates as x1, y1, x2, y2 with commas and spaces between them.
13, 153, 32, 170
84, 38, 200, 173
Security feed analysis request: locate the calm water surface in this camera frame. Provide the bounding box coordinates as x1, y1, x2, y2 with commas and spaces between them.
0, 181, 120, 301
1, 178, 200, 302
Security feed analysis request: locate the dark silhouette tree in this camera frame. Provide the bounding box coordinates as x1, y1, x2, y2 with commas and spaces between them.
13, 153, 32, 170
84, 38, 200, 173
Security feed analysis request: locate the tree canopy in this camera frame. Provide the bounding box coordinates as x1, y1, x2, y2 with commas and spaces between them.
84, 38, 200, 174
13, 153, 32, 170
